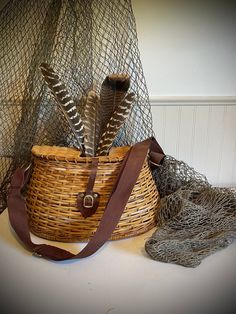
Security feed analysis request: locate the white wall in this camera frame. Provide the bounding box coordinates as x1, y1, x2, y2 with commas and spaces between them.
132, 0, 236, 96
152, 104, 236, 187
133, 0, 236, 186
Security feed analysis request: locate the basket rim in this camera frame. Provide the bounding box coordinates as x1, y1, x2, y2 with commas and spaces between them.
31, 145, 130, 162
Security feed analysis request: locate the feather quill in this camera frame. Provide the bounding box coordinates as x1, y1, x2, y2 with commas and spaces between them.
96, 92, 135, 156
83, 90, 101, 156
39, 63, 85, 155
100, 73, 130, 134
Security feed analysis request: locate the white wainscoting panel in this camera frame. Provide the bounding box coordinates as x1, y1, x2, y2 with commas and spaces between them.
151, 97, 236, 187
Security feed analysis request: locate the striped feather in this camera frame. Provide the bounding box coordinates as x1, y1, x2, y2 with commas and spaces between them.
96, 92, 135, 156
100, 73, 130, 135
39, 63, 85, 155
75, 94, 87, 113
83, 90, 101, 156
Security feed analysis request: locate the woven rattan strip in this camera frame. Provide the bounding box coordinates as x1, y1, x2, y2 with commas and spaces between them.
26, 146, 159, 242
31, 145, 130, 163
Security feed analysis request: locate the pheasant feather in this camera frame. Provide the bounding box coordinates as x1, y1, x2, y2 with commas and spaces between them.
39, 63, 85, 155
100, 73, 130, 134
96, 92, 135, 156
83, 90, 101, 156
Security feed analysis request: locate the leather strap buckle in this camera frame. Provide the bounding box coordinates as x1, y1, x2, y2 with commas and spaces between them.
76, 157, 100, 218
83, 194, 94, 208
77, 192, 100, 218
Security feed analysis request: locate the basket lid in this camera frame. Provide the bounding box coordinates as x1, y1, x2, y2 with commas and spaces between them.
31, 145, 130, 162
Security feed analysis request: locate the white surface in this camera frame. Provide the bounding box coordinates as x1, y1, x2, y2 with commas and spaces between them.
133, 0, 236, 96
1, 210, 236, 314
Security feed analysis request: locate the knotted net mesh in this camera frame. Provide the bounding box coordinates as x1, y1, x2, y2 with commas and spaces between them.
0, 0, 235, 267
0, 0, 153, 211
147, 157, 236, 267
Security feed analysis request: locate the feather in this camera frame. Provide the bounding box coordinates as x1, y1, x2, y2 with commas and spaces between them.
100, 73, 130, 134
83, 90, 101, 156
74, 94, 87, 113
96, 92, 135, 156
39, 63, 85, 155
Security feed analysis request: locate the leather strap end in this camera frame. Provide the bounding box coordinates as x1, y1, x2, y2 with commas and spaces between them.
149, 151, 165, 169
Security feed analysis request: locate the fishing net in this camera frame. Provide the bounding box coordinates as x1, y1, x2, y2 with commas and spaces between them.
146, 157, 236, 267
0, 0, 153, 211
0, 0, 235, 267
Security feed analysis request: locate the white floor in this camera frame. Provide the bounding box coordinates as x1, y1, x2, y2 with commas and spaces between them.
0, 209, 236, 314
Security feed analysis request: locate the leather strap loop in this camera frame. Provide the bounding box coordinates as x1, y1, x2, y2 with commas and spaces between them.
7, 137, 165, 261
77, 157, 100, 218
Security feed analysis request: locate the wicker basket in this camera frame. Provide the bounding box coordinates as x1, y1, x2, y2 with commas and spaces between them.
26, 145, 160, 242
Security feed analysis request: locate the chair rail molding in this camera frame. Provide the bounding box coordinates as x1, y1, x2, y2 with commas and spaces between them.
149, 96, 236, 106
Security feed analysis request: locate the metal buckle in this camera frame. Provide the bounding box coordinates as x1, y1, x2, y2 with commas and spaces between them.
83, 194, 94, 208
149, 160, 162, 167
32, 252, 42, 258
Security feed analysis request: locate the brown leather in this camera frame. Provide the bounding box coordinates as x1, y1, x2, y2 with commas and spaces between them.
149, 139, 165, 169
77, 157, 100, 218
7, 137, 165, 261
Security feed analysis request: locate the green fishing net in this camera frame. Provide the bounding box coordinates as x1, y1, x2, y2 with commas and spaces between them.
0, 0, 153, 212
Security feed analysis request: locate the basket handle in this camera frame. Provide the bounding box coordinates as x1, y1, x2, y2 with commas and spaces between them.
7, 137, 164, 261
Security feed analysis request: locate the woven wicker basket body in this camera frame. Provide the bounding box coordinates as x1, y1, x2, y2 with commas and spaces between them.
26, 145, 160, 242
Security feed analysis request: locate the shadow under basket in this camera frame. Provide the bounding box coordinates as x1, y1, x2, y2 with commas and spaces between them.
26, 145, 160, 242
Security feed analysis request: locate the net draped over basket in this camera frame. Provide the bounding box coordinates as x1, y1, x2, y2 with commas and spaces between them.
0, 0, 235, 267
0, 0, 153, 211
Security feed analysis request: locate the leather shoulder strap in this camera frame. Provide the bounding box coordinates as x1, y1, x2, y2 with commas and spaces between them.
7, 137, 164, 261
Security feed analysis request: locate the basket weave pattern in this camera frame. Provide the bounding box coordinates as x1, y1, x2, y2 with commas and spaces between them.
26, 146, 160, 242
